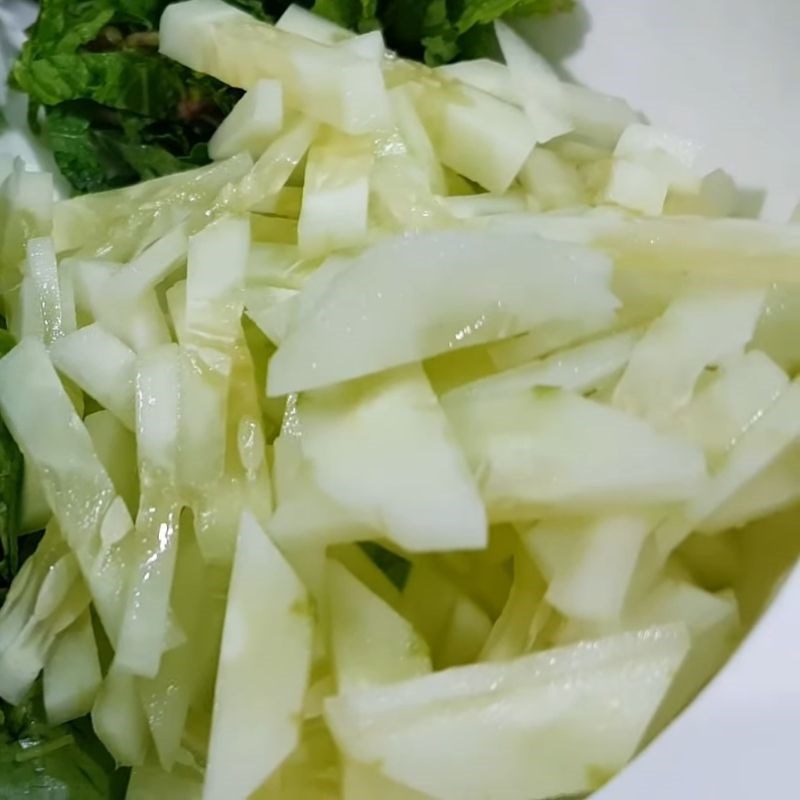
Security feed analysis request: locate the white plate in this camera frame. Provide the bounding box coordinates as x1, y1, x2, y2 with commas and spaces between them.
2, 3, 799, 798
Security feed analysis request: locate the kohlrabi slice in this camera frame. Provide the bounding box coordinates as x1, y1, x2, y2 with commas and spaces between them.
268, 230, 617, 395
203, 512, 313, 800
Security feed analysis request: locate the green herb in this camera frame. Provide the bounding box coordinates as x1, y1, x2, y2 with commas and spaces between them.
0, 683, 129, 800
12, 0, 571, 194
359, 541, 411, 591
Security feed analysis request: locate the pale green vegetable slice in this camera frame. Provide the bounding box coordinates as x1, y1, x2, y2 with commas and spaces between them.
527, 514, 657, 622
0, 162, 54, 292
327, 560, 431, 692
93, 666, 150, 766
415, 79, 537, 194
448, 387, 706, 521
519, 148, 586, 211
114, 345, 182, 679
296, 364, 487, 552
268, 230, 617, 395
668, 349, 788, 465
436, 58, 518, 105
603, 158, 670, 216
209, 80, 284, 161
204, 512, 313, 800
325, 626, 690, 800
53, 153, 252, 259
245, 285, 297, 345
613, 287, 765, 425
43, 607, 102, 725
494, 21, 572, 143
0, 338, 132, 639
480, 544, 546, 662
436, 593, 493, 668
160, 0, 391, 135
25, 237, 64, 345
443, 327, 639, 407
275, 4, 353, 43
102, 223, 187, 302
50, 324, 137, 430
297, 130, 373, 256
656, 378, 800, 556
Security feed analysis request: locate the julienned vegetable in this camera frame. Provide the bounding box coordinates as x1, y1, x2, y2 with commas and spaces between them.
11, 0, 572, 194
1, 3, 800, 799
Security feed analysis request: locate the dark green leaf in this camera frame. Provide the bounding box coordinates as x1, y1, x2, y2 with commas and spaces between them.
359, 542, 411, 591
0, 685, 128, 800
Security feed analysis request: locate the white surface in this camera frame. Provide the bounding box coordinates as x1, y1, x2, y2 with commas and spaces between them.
2, 2, 800, 798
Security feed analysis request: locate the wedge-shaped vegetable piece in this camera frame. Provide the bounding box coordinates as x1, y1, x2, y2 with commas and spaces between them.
328, 560, 431, 692
50, 324, 137, 429
519, 148, 586, 210
93, 666, 150, 766
558, 579, 739, 741
204, 512, 313, 800
85, 410, 139, 515
326, 625, 689, 800
448, 387, 706, 522
416, 79, 537, 193
160, 0, 391, 135
269, 231, 617, 395
114, 346, 182, 679
526, 514, 656, 622
210, 80, 284, 161
245, 286, 297, 345
297, 365, 487, 552
656, 379, 800, 556
0, 339, 132, 638
495, 21, 572, 144
614, 288, 765, 425
603, 158, 670, 216
43, 607, 102, 725
444, 328, 638, 407
436, 58, 518, 105
53, 153, 252, 259
297, 131, 373, 256
669, 350, 788, 466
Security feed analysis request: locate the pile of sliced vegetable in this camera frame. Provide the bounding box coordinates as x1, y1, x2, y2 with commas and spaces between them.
2, 2, 800, 798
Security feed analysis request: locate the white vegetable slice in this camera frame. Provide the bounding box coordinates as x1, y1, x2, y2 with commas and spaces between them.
326, 625, 690, 800
297, 364, 487, 552
25, 237, 63, 345
528, 514, 657, 622
209, 80, 284, 160
656, 378, 800, 556
443, 327, 639, 407
185, 215, 249, 364
447, 387, 707, 521
85, 410, 139, 516
93, 666, 150, 766
328, 560, 431, 692
0, 339, 132, 639
518, 148, 586, 210
275, 4, 353, 43
297, 131, 373, 256
268, 230, 617, 395
417, 80, 537, 194
114, 346, 182, 679
388, 85, 447, 195
668, 349, 788, 465
339, 30, 385, 61
43, 607, 102, 725
53, 154, 252, 260
436, 59, 518, 105
204, 512, 313, 800
50, 324, 137, 429
603, 158, 670, 216
613, 287, 766, 425
494, 21, 572, 143
245, 286, 298, 344
127, 763, 204, 800
160, 0, 391, 134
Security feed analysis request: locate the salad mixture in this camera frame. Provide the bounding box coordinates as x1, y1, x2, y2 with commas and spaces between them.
1, 2, 800, 799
